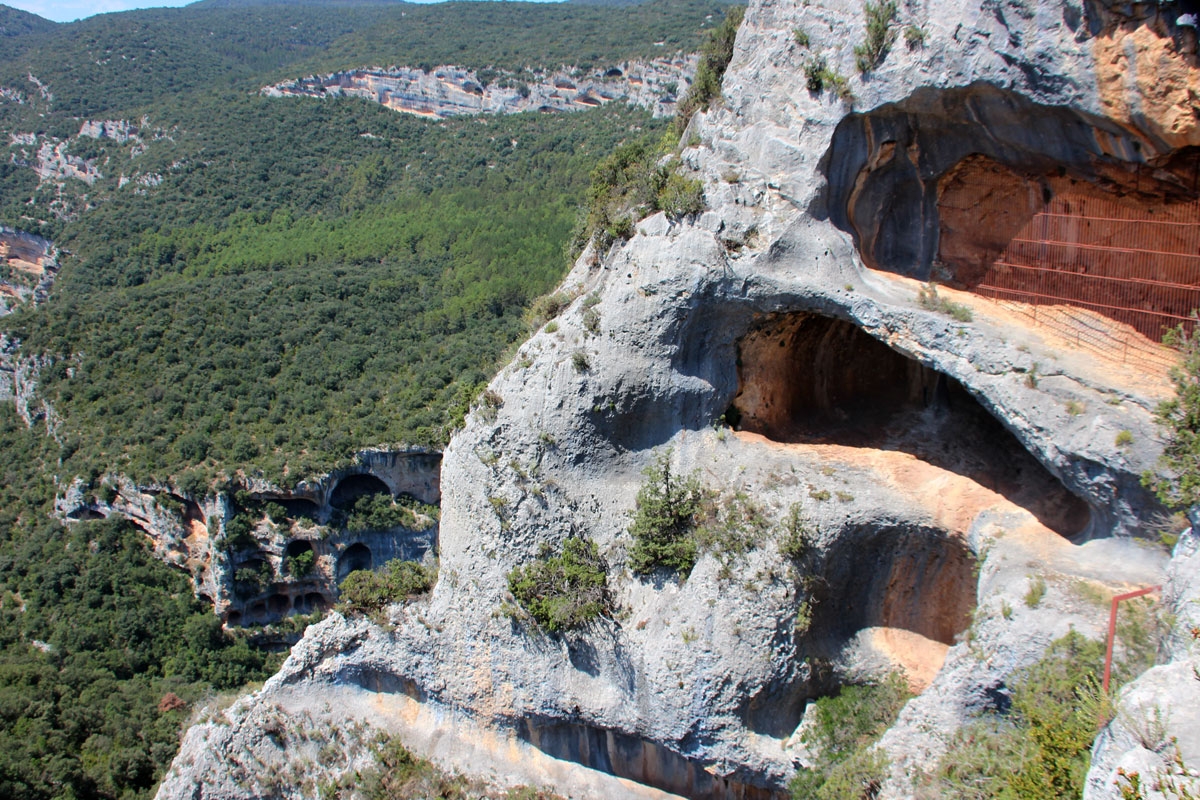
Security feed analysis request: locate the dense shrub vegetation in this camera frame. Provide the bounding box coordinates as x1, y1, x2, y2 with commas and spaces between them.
1146, 324, 1200, 508
3, 100, 669, 485
788, 672, 911, 800
0, 406, 281, 800
507, 538, 608, 632
922, 631, 1121, 799
339, 559, 436, 613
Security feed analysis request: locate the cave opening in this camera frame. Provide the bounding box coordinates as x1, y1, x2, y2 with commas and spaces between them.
330, 473, 391, 508
180, 499, 205, 524
337, 542, 372, 581
729, 312, 1091, 538
820, 84, 1200, 351
267, 594, 289, 615
284, 539, 314, 560
813, 524, 976, 646
278, 498, 320, 520
295, 592, 328, 613
744, 522, 976, 739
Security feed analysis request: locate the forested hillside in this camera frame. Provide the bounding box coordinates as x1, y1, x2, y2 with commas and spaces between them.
0, 0, 725, 117
0, 0, 728, 483
0, 0, 731, 796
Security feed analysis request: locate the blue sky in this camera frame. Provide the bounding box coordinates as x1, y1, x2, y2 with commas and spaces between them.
7, 1, 194, 21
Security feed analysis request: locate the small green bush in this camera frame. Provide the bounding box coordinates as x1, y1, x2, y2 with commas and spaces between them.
628, 451, 709, 575
917, 282, 973, 322
221, 512, 257, 551
794, 27, 811, 48
779, 503, 813, 562
525, 291, 575, 330
692, 490, 770, 567
853, 1, 898, 73
508, 538, 608, 633
1024, 574, 1046, 608
340, 559, 436, 613
263, 501, 288, 524
803, 56, 852, 100
1116, 429, 1134, 447
285, 549, 315, 578
790, 672, 911, 799
656, 172, 706, 219
571, 350, 590, 372
904, 25, 925, 48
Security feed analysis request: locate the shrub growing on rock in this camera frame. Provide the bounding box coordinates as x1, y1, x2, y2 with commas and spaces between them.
922, 630, 1112, 799
1146, 323, 1200, 509
790, 671, 911, 799
853, 0, 897, 73
285, 549, 315, 578
507, 538, 608, 632
628, 452, 709, 575
340, 559, 436, 613
346, 492, 418, 532
674, 5, 746, 133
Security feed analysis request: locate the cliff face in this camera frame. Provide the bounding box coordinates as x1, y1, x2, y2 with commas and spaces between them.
0, 225, 57, 314
158, 1, 1200, 798
55, 449, 442, 631
264, 59, 697, 119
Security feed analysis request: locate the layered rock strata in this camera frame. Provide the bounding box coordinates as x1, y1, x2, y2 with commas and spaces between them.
159, 1, 1199, 798
263, 58, 696, 119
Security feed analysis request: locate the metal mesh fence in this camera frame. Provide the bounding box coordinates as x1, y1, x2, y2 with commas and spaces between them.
971, 189, 1200, 370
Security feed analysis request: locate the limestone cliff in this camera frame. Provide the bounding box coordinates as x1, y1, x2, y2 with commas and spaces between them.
55, 448, 442, 631
158, 1, 1200, 798
264, 59, 697, 119
0, 225, 57, 314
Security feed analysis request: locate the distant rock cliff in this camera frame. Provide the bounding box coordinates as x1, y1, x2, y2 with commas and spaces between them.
0, 225, 57, 314
55, 448, 442, 634
159, 1, 1200, 798
263, 58, 697, 119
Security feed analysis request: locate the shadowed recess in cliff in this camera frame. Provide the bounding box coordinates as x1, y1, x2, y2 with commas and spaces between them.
515, 716, 787, 800
742, 522, 975, 738
330, 473, 391, 508
728, 312, 1091, 539
817, 83, 1200, 298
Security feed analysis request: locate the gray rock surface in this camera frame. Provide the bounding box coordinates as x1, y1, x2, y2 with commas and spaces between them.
158, 0, 1199, 798
264, 58, 697, 119
1086, 530, 1200, 800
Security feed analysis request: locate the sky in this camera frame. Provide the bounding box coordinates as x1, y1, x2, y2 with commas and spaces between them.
7, 0, 194, 21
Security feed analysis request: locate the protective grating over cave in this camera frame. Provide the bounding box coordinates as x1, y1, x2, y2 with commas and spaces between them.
940, 158, 1200, 368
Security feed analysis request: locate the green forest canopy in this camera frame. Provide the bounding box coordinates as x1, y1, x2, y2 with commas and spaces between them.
0, 3, 725, 796
0, 0, 725, 486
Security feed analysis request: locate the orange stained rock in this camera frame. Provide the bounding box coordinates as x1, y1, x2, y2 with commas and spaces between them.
1094, 20, 1200, 151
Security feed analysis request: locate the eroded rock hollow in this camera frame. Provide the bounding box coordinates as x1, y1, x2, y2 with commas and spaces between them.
730, 312, 1092, 538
